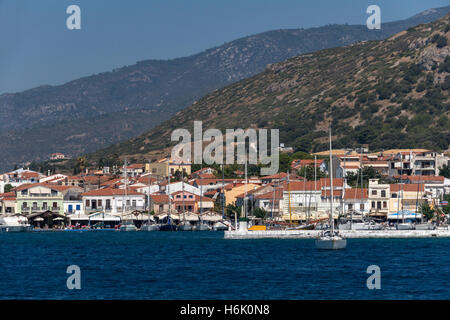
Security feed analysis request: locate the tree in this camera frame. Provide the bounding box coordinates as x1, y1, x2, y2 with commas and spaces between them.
4, 184, 13, 193
74, 156, 88, 174
439, 164, 450, 179
253, 207, 268, 224
421, 202, 435, 221
346, 166, 382, 188
297, 164, 327, 181
225, 204, 241, 220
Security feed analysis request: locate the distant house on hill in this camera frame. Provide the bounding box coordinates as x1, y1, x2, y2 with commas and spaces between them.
50, 153, 66, 160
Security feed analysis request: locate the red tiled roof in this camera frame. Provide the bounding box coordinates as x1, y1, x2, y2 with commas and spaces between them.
14, 183, 76, 192
127, 164, 144, 169
407, 176, 445, 183
150, 194, 169, 203
344, 188, 368, 200
0, 192, 16, 201
390, 184, 424, 192
321, 189, 343, 197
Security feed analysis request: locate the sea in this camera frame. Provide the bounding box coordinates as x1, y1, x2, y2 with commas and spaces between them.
1, 231, 449, 300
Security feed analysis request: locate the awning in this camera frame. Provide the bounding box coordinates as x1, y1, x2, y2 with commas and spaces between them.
67, 214, 90, 220
387, 210, 421, 220
88, 212, 121, 222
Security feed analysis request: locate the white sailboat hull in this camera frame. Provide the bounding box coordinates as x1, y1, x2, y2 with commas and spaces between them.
140, 224, 160, 231
315, 237, 347, 250
178, 223, 193, 231
120, 224, 137, 232
396, 223, 414, 230
414, 223, 435, 230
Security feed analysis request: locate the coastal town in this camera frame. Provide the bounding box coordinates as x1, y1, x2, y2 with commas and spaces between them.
1, 147, 449, 233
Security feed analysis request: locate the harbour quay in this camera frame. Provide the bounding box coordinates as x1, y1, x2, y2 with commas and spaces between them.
224, 228, 450, 239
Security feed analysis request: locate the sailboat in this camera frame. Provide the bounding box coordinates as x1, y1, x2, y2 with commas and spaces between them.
395, 163, 414, 230
315, 122, 347, 250
159, 160, 178, 231
178, 169, 193, 231
140, 164, 160, 231
193, 163, 211, 231
120, 159, 137, 231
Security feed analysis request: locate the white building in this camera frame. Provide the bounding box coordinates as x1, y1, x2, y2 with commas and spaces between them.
81, 188, 146, 215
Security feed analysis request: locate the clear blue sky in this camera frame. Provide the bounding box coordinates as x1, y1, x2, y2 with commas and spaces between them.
0, 0, 448, 94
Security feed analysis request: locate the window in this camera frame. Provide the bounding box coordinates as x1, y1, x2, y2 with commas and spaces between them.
377, 201, 381, 209
85, 200, 90, 207
189, 195, 193, 199
21, 190, 27, 195
360, 204, 364, 211
98, 199, 102, 207
22, 202, 28, 208
392, 193, 397, 198
52, 202, 57, 208
383, 201, 387, 208
43, 202, 48, 210
105, 200, 111, 210
372, 190, 377, 196
132, 200, 136, 208
371, 201, 375, 209
381, 190, 386, 197
76, 205, 80, 210
348, 204, 353, 210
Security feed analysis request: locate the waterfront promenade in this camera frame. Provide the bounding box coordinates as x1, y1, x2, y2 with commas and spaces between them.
224, 228, 450, 239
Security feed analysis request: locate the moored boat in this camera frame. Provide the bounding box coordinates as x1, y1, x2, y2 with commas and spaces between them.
0, 215, 32, 232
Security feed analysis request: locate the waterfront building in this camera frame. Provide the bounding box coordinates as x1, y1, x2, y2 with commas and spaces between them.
81, 188, 146, 215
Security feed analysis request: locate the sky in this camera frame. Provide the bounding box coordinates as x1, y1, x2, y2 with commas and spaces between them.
0, 0, 449, 94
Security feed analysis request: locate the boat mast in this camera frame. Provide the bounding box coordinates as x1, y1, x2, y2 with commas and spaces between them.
415, 175, 422, 224
148, 159, 151, 226
123, 158, 128, 223
288, 170, 291, 224
244, 161, 248, 220
314, 155, 317, 219
182, 167, 186, 223
329, 123, 335, 233
168, 160, 171, 224
222, 164, 225, 220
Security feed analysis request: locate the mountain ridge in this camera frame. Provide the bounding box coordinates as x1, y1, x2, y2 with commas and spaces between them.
81, 13, 450, 167
1, 5, 450, 171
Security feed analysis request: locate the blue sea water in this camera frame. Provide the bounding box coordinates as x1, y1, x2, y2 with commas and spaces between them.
0, 231, 449, 300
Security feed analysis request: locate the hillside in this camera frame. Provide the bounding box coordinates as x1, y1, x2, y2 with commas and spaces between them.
85, 14, 450, 166
1, 5, 449, 172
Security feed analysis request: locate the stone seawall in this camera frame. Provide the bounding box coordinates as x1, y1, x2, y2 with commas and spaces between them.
224, 229, 450, 239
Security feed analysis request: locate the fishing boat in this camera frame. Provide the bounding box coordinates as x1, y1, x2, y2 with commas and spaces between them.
315, 122, 347, 250
178, 221, 193, 231
213, 221, 229, 231
194, 221, 211, 231
119, 221, 137, 232
140, 221, 160, 231
0, 215, 32, 232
